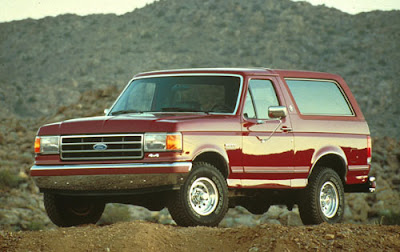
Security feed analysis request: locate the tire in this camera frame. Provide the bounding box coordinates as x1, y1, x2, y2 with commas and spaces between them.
298, 168, 345, 225
168, 162, 229, 227
44, 193, 105, 227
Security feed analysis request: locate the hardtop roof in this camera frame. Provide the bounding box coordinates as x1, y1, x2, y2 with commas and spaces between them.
133, 68, 343, 81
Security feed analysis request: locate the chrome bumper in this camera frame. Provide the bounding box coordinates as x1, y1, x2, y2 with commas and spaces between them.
30, 162, 192, 191
345, 176, 376, 193
368, 176, 376, 193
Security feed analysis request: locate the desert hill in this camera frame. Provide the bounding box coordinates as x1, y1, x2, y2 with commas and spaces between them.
0, 0, 399, 137
0, 0, 399, 233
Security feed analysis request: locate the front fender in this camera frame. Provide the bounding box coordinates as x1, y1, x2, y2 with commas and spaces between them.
192, 144, 230, 166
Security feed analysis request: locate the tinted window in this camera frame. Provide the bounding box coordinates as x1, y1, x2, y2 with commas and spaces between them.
110, 76, 241, 114
244, 79, 279, 119
243, 92, 256, 119
286, 79, 353, 116
124, 82, 156, 111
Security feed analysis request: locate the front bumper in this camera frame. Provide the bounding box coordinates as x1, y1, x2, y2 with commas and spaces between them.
30, 162, 192, 191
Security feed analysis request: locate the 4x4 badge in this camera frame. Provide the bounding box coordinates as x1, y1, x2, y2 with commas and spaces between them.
93, 143, 108, 151
224, 143, 237, 150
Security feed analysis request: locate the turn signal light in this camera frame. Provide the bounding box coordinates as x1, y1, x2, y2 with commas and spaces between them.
34, 137, 41, 153
166, 134, 182, 150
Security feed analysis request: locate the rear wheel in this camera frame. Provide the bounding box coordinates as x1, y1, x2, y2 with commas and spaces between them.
168, 162, 228, 227
298, 168, 344, 225
44, 193, 105, 227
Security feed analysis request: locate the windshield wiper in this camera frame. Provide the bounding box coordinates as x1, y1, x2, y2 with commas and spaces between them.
110, 109, 144, 116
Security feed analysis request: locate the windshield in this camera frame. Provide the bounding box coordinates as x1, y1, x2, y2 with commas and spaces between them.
110, 75, 241, 115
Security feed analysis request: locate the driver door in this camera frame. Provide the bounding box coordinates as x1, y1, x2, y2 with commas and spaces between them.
241, 77, 295, 188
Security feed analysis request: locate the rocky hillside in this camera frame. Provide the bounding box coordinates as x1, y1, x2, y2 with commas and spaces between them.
0, 0, 399, 231
0, 0, 399, 137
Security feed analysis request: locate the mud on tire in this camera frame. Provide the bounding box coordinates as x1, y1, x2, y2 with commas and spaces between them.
298, 167, 345, 225
168, 162, 229, 227
44, 193, 105, 227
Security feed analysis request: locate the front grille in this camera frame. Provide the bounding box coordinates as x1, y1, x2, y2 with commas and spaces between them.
60, 134, 143, 160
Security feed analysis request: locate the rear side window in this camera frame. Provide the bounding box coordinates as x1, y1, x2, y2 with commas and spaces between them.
286, 79, 353, 116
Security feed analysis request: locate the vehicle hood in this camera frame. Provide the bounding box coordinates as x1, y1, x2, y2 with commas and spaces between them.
37, 113, 240, 135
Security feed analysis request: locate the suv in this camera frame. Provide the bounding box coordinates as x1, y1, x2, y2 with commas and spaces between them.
31, 68, 375, 227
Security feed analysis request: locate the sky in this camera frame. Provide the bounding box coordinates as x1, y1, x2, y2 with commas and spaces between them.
0, 0, 399, 23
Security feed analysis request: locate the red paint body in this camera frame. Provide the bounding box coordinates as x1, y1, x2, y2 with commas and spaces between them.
31, 68, 372, 192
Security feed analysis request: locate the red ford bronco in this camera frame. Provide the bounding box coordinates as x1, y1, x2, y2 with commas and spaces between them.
31, 68, 375, 227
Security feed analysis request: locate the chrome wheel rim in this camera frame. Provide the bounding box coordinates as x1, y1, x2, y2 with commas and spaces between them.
189, 177, 218, 216
320, 181, 339, 218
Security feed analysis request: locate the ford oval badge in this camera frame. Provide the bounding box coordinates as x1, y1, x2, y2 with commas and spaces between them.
93, 143, 108, 151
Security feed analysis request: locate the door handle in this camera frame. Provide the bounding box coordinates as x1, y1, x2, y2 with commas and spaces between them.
281, 126, 293, 132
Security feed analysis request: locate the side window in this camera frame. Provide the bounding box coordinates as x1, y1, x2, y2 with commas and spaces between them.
243, 92, 256, 119
286, 79, 353, 116
246, 79, 279, 119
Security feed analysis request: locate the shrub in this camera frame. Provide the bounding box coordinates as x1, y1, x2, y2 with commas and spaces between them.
0, 169, 23, 190
25, 221, 45, 231
379, 211, 400, 225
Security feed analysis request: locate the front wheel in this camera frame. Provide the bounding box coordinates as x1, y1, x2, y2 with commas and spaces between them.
44, 193, 105, 227
168, 162, 229, 227
298, 168, 345, 225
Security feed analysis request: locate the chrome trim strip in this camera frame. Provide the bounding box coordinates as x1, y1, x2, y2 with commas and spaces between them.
348, 165, 370, 171
244, 166, 309, 173
62, 141, 141, 145
31, 162, 193, 171
32, 173, 189, 191
233, 179, 290, 187
294, 166, 310, 173
291, 179, 308, 187
62, 149, 142, 153
136, 68, 272, 75
227, 178, 307, 188
60, 156, 143, 161
226, 178, 241, 187
227, 179, 241, 187
244, 168, 291, 173
60, 155, 144, 160
61, 134, 143, 138
108, 73, 244, 116
230, 166, 243, 173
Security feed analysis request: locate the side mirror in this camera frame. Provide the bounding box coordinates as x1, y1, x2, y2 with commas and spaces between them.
268, 106, 287, 119
104, 109, 110, 115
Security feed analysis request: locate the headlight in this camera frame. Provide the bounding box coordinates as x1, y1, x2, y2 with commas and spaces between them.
34, 136, 60, 154
144, 133, 182, 152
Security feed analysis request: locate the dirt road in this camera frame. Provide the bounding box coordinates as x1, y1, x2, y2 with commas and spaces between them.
1, 221, 399, 251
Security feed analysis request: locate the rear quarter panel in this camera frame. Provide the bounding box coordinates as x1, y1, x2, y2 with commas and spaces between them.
275, 70, 371, 185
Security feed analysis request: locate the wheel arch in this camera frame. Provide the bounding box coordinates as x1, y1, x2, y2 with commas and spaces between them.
309, 152, 347, 184
192, 150, 229, 179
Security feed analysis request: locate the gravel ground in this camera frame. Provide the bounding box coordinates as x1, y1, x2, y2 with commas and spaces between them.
1, 221, 399, 252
